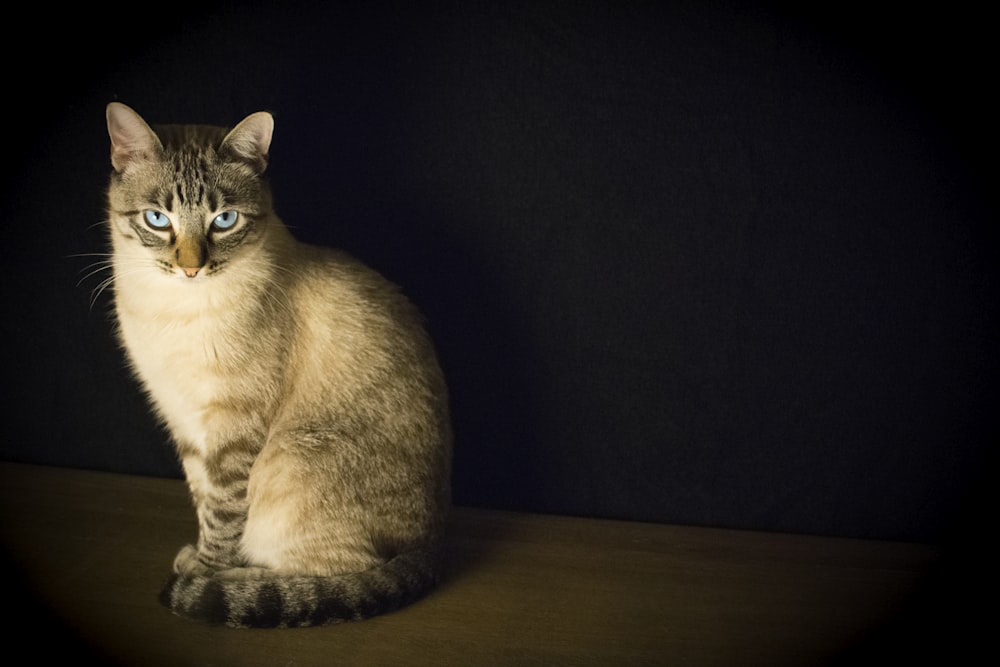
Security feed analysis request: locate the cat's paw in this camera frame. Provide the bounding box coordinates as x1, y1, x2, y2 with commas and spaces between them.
172, 544, 215, 577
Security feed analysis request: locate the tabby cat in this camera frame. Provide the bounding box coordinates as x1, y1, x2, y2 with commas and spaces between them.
103, 102, 451, 628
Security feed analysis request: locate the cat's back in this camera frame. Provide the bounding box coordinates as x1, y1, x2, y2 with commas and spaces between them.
287, 242, 423, 332
278, 240, 444, 398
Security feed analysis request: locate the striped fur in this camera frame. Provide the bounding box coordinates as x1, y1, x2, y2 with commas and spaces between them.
104, 103, 451, 627
160, 549, 439, 628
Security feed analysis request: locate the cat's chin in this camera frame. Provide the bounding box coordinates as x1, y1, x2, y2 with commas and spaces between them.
162, 274, 207, 284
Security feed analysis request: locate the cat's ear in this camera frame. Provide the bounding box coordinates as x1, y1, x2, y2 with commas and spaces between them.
106, 102, 163, 172
220, 112, 274, 174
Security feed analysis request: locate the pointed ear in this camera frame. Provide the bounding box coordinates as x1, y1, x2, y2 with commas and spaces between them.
106, 102, 162, 172
219, 112, 273, 174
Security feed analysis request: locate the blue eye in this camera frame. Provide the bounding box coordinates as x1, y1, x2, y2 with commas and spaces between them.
143, 210, 171, 230
212, 211, 239, 230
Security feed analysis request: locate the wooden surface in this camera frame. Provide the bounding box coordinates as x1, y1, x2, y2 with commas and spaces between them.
0, 462, 941, 666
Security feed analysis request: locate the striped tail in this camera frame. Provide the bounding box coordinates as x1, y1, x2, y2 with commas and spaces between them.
159, 550, 439, 628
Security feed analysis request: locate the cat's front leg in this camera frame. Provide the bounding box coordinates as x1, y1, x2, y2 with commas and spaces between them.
178, 440, 256, 574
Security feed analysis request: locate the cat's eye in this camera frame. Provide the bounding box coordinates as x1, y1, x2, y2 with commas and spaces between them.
143, 210, 171, 230
212, 211, 239, 231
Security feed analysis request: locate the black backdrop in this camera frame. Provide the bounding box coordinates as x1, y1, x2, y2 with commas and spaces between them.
2, 1, 996, 548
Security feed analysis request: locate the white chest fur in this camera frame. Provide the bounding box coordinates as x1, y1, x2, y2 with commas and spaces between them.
115, 272, 265, 453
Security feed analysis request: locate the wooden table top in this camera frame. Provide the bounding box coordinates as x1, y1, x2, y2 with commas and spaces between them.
0, 462, 949, 666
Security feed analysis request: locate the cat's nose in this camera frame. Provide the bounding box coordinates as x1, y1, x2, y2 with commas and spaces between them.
176, 238, 208, 278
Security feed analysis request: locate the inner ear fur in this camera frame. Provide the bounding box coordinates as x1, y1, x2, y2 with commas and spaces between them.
219, 112, 274, 174
106, 102, 163, 173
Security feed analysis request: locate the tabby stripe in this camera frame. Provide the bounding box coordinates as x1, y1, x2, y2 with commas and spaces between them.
205, 453, 257, 488
203, 508, 245, 527
196, 501, 247, 566
127, 218, 170, 247
212, 219, 254, 252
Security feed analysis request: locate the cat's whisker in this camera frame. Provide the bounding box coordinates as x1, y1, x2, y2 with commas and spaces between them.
80, 256, 161, 310
68, 252, 115, 279
75, 256, 142, 284
77, 265, 113, 289
72, 255, 118, 302
90, 277, 117, 310
66, 252, 113, 259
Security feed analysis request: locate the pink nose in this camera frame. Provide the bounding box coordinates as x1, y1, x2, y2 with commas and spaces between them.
182, 267, 200, 278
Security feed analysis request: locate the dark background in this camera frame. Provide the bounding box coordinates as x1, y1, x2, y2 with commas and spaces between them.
2, 1, 995, 553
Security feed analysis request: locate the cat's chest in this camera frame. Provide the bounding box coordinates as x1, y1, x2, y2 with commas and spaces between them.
116, 290, 272, 446
117, 280, 259, 368
121, 309, 233, 381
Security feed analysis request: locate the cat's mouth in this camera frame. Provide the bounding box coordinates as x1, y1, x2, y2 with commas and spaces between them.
158, 260, 228, 279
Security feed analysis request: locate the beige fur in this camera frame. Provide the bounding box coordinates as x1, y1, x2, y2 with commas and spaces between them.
104, 102, 451, 627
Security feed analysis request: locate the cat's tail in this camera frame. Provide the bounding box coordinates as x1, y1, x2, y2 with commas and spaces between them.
158, 550, 440, 628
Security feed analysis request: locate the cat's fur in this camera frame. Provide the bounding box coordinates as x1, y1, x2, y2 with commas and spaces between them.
103, 102, 451, 628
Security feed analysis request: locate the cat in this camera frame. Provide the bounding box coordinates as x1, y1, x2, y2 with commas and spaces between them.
103, 102, 452, 628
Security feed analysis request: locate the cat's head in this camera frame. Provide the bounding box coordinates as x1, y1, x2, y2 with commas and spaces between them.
105, 102, 278, 282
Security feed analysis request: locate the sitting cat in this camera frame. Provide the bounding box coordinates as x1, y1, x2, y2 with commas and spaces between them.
104, 102, 451, 627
